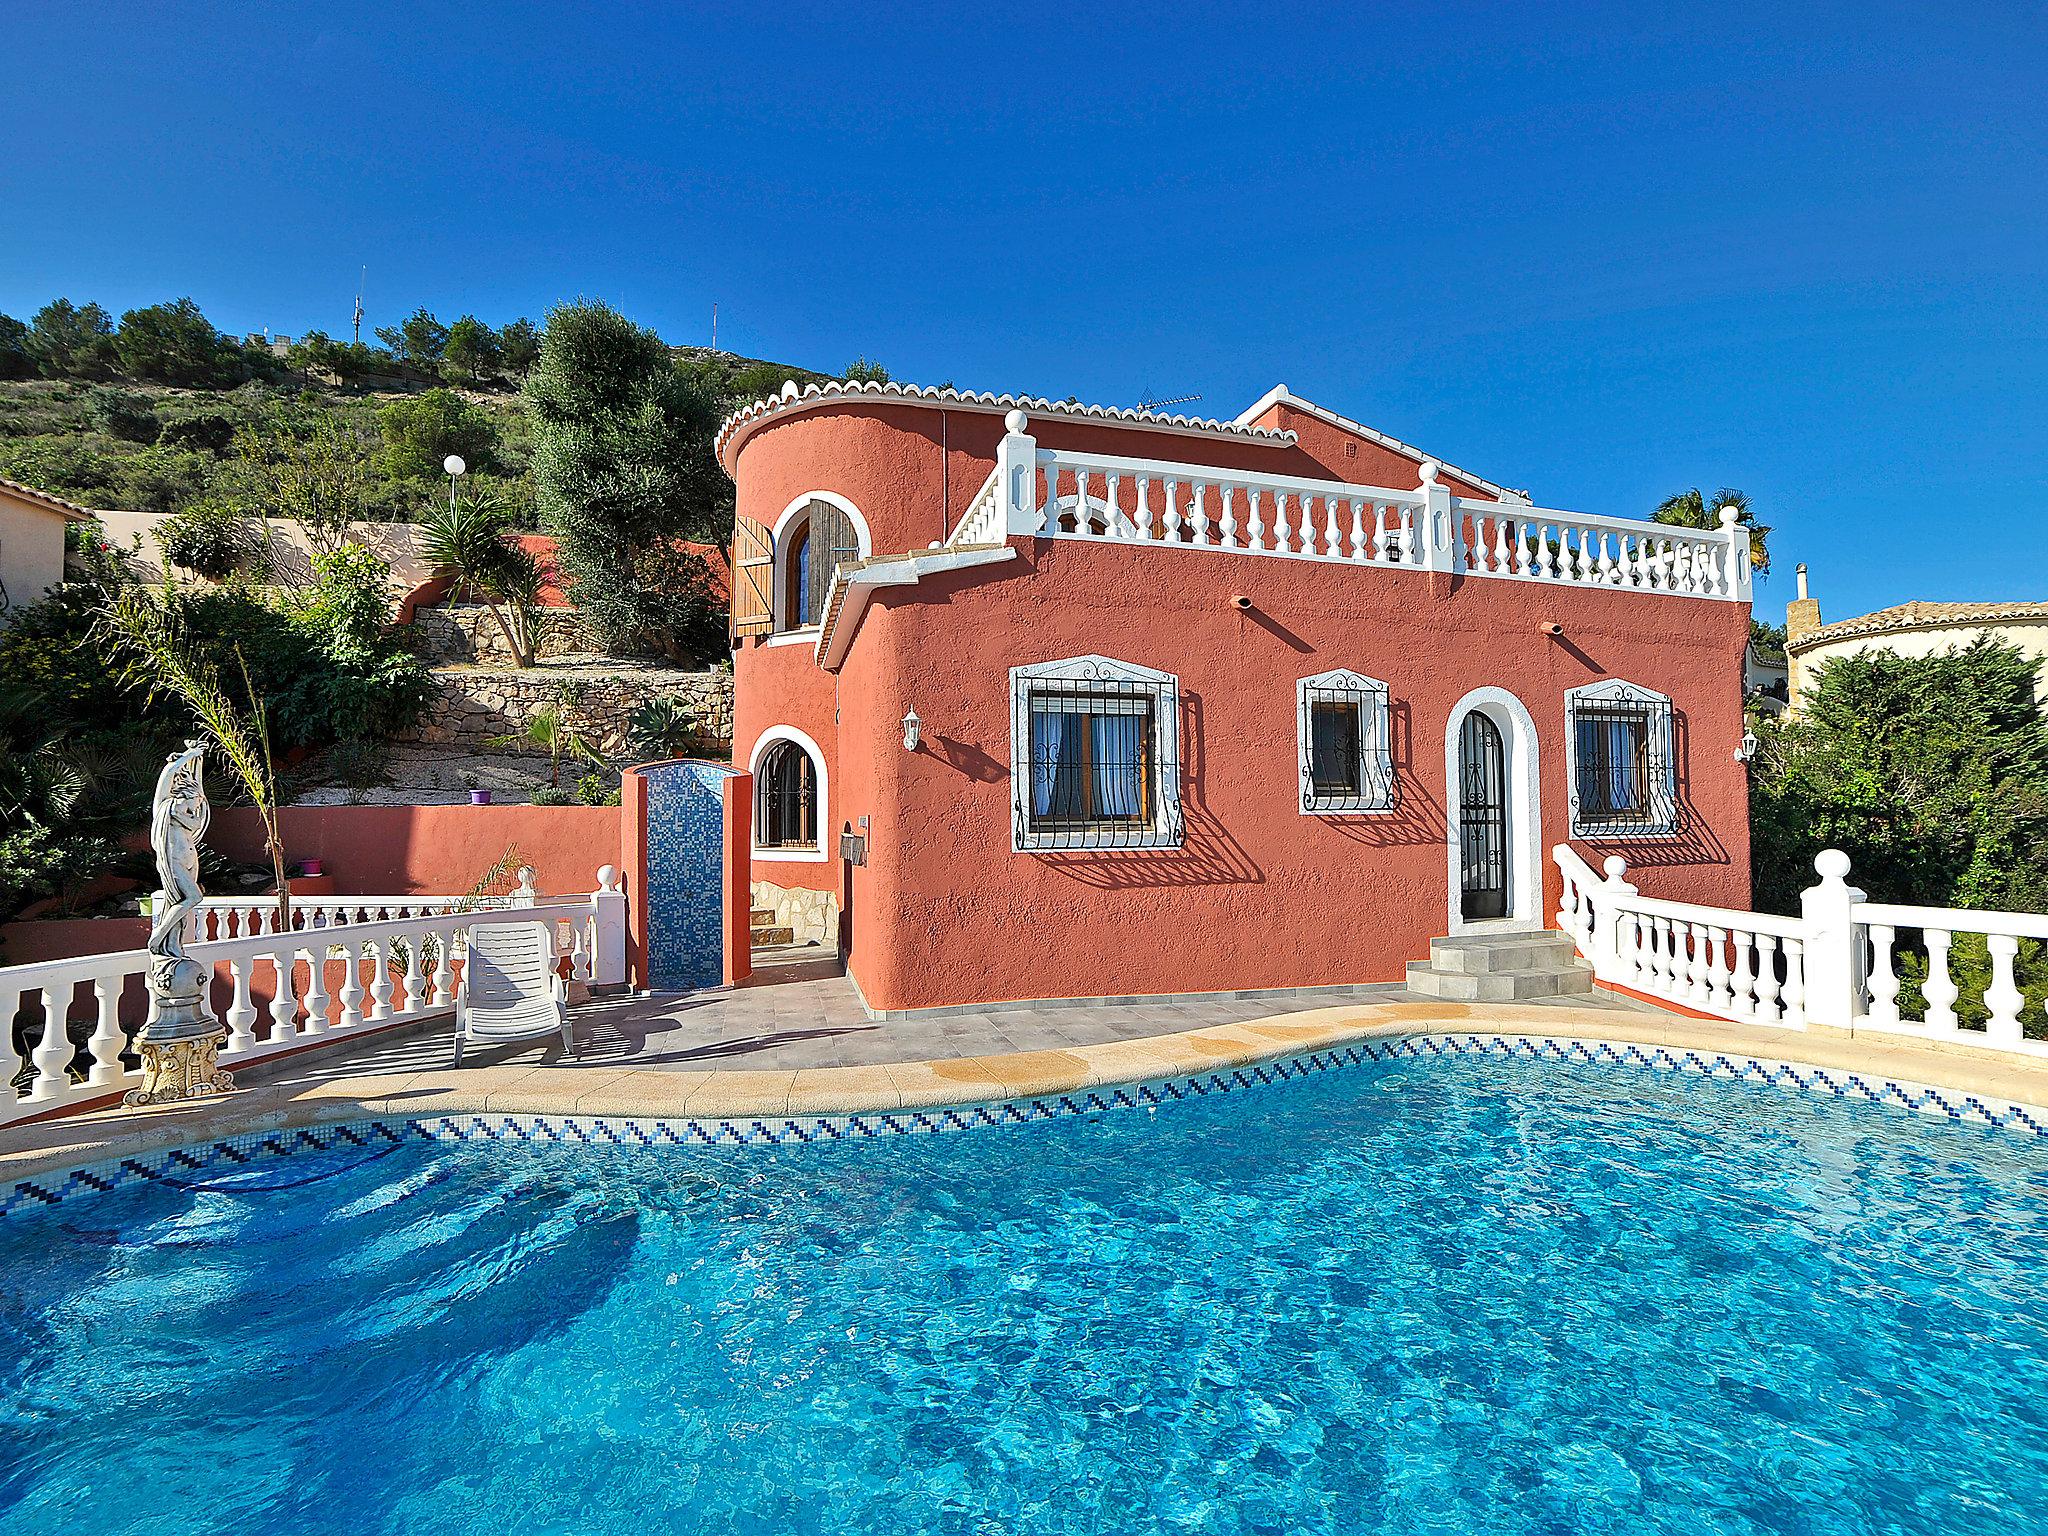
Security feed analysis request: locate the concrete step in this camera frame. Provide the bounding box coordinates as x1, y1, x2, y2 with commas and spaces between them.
750, 925, 795, 947
1427, 929, 1580, 974
1403, 960, 1596, 1002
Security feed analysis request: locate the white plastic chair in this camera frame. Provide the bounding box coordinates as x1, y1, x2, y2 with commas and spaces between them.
452, 921, 572, 1066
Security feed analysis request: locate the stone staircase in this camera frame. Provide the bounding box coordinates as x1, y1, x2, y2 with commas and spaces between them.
1404, 929, 1596, 1002
750, 906, 794, 948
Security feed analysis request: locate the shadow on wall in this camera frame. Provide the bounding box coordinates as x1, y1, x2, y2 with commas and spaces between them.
1037, 691, 1265, 891
1322, 700, 1448, 849
1577, 710, 1731, 871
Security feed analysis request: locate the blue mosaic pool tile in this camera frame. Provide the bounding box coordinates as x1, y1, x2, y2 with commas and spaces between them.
9, 1032, 2048, 1220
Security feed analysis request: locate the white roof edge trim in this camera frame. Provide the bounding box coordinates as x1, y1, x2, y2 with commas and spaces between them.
1232, 385, 1528, 505
816, 545, 1019, 672
716, 381, 1297, 474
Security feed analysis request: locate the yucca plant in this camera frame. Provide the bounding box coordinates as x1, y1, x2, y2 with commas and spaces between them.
99, 588, 291, 928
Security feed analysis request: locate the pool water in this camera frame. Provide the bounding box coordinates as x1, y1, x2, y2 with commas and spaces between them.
5, 1059, 2048, 1536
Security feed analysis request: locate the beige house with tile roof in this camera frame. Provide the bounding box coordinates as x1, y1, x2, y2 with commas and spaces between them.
0, 477, 94, 623
1785, 564, 2048, 711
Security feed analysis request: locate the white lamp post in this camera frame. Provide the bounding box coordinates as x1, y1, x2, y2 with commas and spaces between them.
443, 453, 467, 516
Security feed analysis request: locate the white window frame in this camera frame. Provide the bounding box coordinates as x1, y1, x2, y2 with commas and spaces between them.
1564, 679, 1679, 839
1297, 669, 1395, 815
749, 725, 829, 863
771, 491, 871, 636
1009, 654, 1183, 853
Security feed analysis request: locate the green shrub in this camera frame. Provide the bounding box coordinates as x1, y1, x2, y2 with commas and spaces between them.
87, 388, 160, 444
530, 786, 574, 806
155, 499, 254, 579
574, 771, 620, 806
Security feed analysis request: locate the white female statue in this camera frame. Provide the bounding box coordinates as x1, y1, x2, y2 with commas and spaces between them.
127, 742, 234, 1105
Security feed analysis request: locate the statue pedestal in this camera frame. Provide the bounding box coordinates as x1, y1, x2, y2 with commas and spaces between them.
125, 1031, 234, 1107
126, 951, 235, 1108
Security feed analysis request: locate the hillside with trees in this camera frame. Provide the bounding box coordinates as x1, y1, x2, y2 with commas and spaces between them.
0, 294, 846, 547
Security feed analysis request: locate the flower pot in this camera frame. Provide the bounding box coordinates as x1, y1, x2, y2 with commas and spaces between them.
298, 858, 324, 877
469, 789, 492, 806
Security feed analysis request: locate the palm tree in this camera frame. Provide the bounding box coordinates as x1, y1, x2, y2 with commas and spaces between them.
1654, 487, 1770, 574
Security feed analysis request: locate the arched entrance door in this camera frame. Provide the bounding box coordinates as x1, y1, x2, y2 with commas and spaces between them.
1458, 712, 1509, 921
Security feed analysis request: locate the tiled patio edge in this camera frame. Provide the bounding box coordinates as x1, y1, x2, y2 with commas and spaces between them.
7, 1004, 2048, 1214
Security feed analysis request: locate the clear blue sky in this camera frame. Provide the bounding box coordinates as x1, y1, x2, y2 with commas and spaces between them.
4, 3, 2041, 623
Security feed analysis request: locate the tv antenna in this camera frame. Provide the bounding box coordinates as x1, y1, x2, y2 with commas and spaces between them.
1137, 391, 1203, 412
352, 267, 365, 344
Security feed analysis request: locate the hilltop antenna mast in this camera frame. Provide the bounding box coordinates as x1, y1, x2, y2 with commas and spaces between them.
352, 268, 365, 344
711, 302, 719, 353
1137, 391, 1203, 412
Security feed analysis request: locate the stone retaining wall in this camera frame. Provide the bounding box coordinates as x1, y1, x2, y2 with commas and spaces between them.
398, 662, 733, 756
407, 605, 590, 665
752, 880, 841, 947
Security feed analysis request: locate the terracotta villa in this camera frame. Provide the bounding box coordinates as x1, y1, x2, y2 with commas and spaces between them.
721, 381, 1756, 1016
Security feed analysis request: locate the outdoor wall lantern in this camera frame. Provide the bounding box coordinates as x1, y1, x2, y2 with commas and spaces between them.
1735, 728, 1759, 763
902, 709, 922, 752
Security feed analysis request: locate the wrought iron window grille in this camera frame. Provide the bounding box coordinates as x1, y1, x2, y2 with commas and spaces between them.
1010, 656, 1184, 851
1566, 680, 1678, 837
1297, 671, 1397, 814
756, 740, 819, 849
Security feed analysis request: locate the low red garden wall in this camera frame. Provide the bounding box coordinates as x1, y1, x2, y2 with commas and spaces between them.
208, 804, 624, 899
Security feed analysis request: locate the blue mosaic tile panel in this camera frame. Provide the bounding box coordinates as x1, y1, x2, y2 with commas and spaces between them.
9, 1033, 2047, 1221
643, 760, 741, 991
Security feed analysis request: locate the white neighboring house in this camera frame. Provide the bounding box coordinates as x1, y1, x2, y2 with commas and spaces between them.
1785, 564, 2048, 713
0, 476, 94, 623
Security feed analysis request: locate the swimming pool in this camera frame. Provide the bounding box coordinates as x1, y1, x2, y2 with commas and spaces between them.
4, 1054, 2047, 1535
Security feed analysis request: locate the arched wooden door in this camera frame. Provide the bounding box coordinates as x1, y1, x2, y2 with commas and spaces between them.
1458, 712, 1509, 920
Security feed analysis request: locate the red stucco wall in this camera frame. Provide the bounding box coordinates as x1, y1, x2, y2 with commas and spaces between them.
208, 805, 623, 900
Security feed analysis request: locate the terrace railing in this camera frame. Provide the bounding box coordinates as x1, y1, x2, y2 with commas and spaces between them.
0, 870, 628, 1129
1557, 845, 2048, 1060
952, 410, 1752, 603
165, 872, 543, 944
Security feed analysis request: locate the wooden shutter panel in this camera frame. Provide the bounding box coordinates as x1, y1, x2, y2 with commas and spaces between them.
731, 516, 774, 638
804, 502, 861, 627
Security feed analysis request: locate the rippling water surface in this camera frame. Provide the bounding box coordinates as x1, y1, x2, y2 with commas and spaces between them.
4, 1059, 2048, 1535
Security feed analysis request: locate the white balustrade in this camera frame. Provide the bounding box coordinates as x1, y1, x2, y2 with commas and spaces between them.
1554, 846, 1810, 1026
171, 893, 519, 945
0, 876, 631, 1130
1851, 903, 2048, 1056
949, 413, 1751, 603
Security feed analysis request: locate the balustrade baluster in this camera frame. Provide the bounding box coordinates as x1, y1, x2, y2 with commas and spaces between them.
401, 935, 426, 1015
1348, 499, 1367, 562
1218, 486, 1239, 548
337, 944, 365, 1030
1248, 490, 1267, 551
1272, 491, 1292, 552
1190, 483, 1210, 544
1687, 922, 1713, 1004
87, 973, 123, 1087
1753, 934, 1782, 1023
432, 927, 457, 1009
1625, 912, 1647, 985
1134, 476, 1152, 539
1597, 531, 1620, 585
1490, 514, 1512, 574
1104, 475, 1120, 538
368, 942, 394, 1020
1985, 935, 2024, 1045
301, 941, 332, 1037
1071, 470, 1090, 534
1865, 924, 1900, 1026
1705, 926, 1730, 1012
1730, 929, 1756, 1018
1922, 929, 1958, 1031
224, 958, 258, 1054
268, 946, 300, 1045
1780, 939, 1807, 1026
27, 985, 72, 1103
0, 987, 26, 1106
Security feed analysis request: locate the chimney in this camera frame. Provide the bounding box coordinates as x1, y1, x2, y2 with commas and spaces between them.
1785, 563, 1820, 643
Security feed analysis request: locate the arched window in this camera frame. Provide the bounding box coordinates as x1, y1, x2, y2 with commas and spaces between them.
785, 523, 812, 630
773, 497, 862, 632
756, 740, 818, 850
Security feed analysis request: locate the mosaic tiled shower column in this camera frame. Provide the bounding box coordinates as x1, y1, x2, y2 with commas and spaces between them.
643, 760, 742, 990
